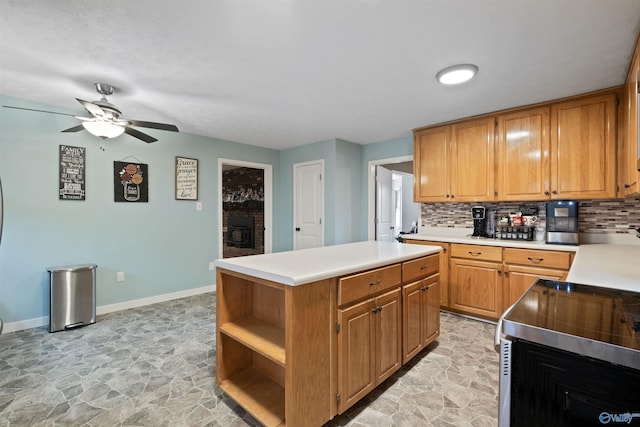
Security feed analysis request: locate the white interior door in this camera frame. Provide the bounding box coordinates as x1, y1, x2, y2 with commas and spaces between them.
376, 165, 394, 242
294, 160, 324, 249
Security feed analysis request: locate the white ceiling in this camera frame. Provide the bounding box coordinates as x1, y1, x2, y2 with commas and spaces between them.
1, 0, 640, 150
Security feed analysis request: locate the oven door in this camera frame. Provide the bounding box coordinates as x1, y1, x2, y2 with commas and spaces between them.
500, 337, 640, 426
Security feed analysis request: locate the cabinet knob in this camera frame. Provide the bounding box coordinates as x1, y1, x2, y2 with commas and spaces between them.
552, 190, 558, 195
544, 191, 550, 196
497, 269, 502, 274
370, 279, 381, 286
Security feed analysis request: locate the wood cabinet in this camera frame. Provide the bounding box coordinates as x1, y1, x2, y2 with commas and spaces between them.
414, 88, 620, 202
550, 93, 617, 199
337, 288, 402, 413
503, 248, 573, 308
403, 240, 449, 307
621, 35, 640, 196
450, 244, 503, 319
414, 117, 495, 202
216, 269, 334, 427
402, 273, 440, 363
496, 107, 551, 201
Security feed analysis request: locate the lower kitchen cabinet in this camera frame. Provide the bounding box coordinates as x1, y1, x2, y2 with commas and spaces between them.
337, 288, 402, 414
402, 273, 440, 363
450, 244, 503, 320
503, 248, 572, 308
450, 258, 503, 319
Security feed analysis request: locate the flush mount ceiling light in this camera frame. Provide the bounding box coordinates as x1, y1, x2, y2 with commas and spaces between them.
436, 64, 479, 85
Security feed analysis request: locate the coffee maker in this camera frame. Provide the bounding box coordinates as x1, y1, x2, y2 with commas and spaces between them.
471, 206, 488, 238
546, 200, 579, 245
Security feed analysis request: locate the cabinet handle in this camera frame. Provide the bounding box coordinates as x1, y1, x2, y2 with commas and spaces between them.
552, 190, 558, 195
497, 269, 502, 274
446, 194, 450, 198
370, 279, 381, 286
527, 257, 544, 264
544, 191, 550, 196
420, 285, 428, 291
504, 271, 509, 276
419, 265, 428, 270
372, 306, 382, 313
468, 251, 482, 256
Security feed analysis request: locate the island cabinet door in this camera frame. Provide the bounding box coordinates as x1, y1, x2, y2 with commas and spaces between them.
402, 274, 441, 364
337, 288, 402, 414
374, 288, 402, 385
337, 298, 376, 414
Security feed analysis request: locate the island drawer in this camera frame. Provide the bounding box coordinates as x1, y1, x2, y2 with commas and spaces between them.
450, 244, 502, 262
402, 254, 439, 283
338, 264, 401, 306
503, 248, 572, 269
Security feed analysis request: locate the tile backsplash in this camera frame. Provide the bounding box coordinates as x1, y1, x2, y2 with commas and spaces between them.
420, 197, 640, 235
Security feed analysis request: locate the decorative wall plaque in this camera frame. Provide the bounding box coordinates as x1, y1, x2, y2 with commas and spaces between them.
114, 161, 148, 202
175, 156, 198, 200
59, 145, 86, 200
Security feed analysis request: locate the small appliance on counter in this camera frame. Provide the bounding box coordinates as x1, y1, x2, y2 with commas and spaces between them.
471, 206, 488, 238
546, 200, 579, 245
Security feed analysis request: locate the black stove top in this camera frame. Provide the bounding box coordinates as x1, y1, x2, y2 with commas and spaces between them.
503, 279, 640, 370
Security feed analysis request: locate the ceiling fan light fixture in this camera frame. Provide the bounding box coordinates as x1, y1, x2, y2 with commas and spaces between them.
436, 64, 478, 85
82, 121, 125, 139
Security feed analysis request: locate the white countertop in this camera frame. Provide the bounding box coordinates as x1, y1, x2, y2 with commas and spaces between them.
566, 244, 640, 292
401, 232, 578, 252
215, 241, 441, 286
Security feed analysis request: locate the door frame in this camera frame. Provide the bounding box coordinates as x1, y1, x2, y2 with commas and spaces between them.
218, 158, 273, 257
293, 159, 324, 249
367, 155, 414, 240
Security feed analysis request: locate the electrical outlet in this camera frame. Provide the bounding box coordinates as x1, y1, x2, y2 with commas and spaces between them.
116, 271, 125, 282
196, 202, 203, 211
209, 262, 215, 271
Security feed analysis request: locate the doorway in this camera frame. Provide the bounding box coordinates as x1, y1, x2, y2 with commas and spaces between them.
368, 156, 420, 241
218, 159, 273, 258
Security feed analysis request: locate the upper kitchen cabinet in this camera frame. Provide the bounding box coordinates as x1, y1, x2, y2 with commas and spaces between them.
414, 117, 495, 202
496, 107, 551, 201
550, 93, 617, 199
621, 36, 640, 197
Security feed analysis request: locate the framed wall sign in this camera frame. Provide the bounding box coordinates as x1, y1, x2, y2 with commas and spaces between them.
59, 145, 86, 200
114, 161, 148, 202
175, 156, 198, 200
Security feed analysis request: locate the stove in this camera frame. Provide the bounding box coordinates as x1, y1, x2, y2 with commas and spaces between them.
497, 279, 640, 426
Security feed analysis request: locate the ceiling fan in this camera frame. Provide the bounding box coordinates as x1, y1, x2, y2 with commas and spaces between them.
3, 82, 179, 144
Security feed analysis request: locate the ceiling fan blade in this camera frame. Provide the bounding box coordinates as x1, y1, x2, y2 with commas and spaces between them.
124, 126, 157, 143
2, 105, 76, 117
75, 98, 105, 118
127, 120, 179, 132
61, 124, 86, 133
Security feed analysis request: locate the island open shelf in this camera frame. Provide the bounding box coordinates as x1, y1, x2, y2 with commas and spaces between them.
216, 268, 335, 427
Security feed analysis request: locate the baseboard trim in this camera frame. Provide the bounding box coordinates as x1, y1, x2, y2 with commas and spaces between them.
1, 285, 215, 334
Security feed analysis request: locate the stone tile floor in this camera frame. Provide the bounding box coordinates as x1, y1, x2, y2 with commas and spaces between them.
0, 293, 499, 426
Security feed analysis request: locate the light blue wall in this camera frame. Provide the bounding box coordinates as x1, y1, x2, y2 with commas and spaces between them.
0, 95, 280, 324
0, 95, 414, 325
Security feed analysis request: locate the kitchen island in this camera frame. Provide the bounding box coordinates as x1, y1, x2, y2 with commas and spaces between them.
215, 241, 441, 427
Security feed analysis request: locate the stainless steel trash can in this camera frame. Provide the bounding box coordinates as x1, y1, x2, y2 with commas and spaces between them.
47, 264, 97, 333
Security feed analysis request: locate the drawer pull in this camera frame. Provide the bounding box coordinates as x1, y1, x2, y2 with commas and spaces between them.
468, 251, 482, 256
370, 279, 381, 286
419, 265, 428, 270
528, 257, 544, 264
372, 306, 383, 313
420, 285, 428, 291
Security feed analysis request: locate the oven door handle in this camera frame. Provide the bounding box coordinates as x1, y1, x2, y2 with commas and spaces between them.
494, 303, 517, 353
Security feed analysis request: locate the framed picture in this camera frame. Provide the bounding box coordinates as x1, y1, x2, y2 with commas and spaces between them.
59, 145, 86, 200
114, 161, 148, 202
175, 157, 198, 200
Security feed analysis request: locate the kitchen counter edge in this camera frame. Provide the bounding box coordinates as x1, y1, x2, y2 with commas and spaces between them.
215, 241, 441, 286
